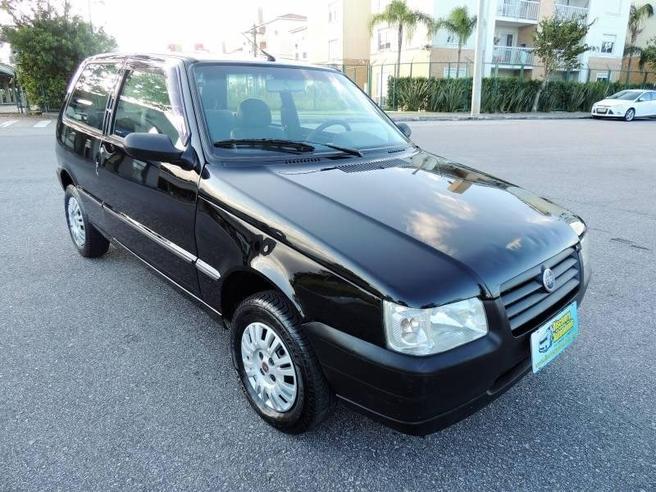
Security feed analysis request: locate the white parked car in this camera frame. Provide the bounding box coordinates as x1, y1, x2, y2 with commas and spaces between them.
591, 89, 656, 121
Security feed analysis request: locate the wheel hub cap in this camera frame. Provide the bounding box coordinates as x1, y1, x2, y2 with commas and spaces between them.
241, 322, 297, 413
67, 197, 86, 247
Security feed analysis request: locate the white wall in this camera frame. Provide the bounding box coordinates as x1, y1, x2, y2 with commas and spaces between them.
0, 42, 11, 65
583, 0, 631, 62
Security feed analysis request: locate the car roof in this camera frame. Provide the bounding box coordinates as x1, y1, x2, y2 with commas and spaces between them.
85, 52, 337, 71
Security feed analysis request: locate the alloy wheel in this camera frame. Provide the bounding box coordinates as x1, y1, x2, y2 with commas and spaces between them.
240, 321, 298, 412
625, 108, 635, 121
67, 196, 86, 247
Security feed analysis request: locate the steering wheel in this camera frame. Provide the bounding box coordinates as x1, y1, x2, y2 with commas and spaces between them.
307, 120, 352, 141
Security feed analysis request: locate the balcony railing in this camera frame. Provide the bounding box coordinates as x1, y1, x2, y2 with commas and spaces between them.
554, 3, 588, 20
492, 46, 535, 66
496, 0, 540, 22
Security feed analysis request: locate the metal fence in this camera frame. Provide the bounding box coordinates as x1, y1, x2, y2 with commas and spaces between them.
334, 61, 656, 108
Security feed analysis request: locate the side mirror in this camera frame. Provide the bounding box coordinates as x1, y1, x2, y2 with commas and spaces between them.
396, 122, 412, 138
124, 132, 184, 163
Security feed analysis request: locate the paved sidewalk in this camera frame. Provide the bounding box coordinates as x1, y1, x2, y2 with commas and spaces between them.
389, 111, 590, 121
1, 110, 592, 124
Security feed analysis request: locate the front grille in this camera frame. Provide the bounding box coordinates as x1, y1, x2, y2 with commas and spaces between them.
500, 247, 581, 334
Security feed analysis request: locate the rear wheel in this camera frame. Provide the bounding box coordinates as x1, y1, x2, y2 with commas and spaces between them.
230, 290, 335, 434
624, 108, 636, 122
64, 185, 109, 258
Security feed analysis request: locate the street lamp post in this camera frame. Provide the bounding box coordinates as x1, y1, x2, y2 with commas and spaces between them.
471, 0, 486, 117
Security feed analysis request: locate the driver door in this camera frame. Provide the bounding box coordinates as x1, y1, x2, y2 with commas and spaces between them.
100, 59, 201, 293
635, 92, 651, 116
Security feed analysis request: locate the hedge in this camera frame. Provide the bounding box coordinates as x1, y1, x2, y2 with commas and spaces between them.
386, 77, 656, 113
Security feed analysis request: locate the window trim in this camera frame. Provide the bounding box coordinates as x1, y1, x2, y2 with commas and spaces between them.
106, 58, 190, 148
62, 60, 125, 136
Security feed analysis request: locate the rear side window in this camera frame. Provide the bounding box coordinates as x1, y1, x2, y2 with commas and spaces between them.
65, 63, 120, 130
112, 68, 184, 146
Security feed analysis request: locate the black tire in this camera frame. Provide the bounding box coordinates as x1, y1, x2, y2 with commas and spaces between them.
230, 290, 335, 434
624, 108, 636, 122
64, 185, 110, 258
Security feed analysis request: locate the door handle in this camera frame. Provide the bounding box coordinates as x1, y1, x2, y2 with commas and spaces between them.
96, 142, 116, 171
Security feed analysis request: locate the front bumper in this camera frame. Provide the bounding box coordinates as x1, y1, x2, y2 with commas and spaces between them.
592, 107, 624, 117
304, 283, 588, 436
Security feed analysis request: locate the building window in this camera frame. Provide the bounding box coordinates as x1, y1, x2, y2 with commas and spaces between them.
377, 29, 391, 50
601, 34, 616, 54
328, 2, 338, 23
328, 39, 338, 60
596, 72, 609, 81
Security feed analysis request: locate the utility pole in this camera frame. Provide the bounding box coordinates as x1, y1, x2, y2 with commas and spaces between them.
250, 24, 258, 58
470, 0, 486, 117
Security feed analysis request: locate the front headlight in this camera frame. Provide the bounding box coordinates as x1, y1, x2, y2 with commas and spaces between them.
383, 298, 488, 356
580, 233, 591, 284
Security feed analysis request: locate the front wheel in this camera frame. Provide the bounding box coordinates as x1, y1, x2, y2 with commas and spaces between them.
624, 108, 636, 122
64, 185, 109, 258
230, 291, 335, 434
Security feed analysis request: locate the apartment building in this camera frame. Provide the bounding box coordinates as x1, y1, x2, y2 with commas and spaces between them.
227, 13, 308, 60
624, 1, 656, 82
486, 0, 631, 81
368, 0, 632, 101
306, 0, 371, 66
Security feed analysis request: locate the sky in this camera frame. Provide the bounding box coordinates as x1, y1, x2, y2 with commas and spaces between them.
68, 0, 310, 52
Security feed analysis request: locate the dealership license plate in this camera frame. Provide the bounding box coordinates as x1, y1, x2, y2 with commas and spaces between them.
530, 302, 579, 373
597, 108, 607, 114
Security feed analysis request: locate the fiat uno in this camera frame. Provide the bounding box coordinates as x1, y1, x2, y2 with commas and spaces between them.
56, 53, 590, 435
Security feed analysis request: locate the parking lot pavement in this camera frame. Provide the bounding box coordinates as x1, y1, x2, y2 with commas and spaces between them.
1, 119, 655, 491
0, 116, 55, 132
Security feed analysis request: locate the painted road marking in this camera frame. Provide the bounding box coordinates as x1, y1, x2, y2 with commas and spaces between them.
0, 120, 17, 128
33, 120, 52, 128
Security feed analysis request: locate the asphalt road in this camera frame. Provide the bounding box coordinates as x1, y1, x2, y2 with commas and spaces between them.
1, 117, 655, 491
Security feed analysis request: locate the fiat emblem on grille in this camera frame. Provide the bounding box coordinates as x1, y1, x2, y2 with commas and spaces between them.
542, 268, 556, 292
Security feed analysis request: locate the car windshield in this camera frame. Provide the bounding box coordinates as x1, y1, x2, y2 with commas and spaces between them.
192, 63, 408, 154
607, 90, 643, 101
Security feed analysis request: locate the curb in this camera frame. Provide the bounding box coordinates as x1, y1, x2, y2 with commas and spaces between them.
390, 113, 591, 122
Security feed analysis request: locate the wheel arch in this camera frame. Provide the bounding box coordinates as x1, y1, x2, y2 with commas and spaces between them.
58, 168, 75, 190
219, 265, 304, 323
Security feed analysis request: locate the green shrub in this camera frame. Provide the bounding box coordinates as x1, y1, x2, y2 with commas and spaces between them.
387, 76, 656, 113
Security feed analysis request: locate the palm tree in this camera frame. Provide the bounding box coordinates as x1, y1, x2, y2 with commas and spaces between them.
639, 41, 656, 73
369, 0, 434, 80
435, 7, 477, 78
624, 2, 654, 83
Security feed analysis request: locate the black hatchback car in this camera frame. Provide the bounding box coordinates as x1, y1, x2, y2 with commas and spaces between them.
56, 53, 590, 435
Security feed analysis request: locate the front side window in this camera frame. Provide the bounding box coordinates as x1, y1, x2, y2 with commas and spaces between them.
112, 68, 184, 146
194, 63, 408, 154
65, 63, 120, 130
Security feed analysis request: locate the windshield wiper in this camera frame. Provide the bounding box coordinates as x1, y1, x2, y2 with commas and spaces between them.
214, 139, 315, 153
307, 141, 363, 158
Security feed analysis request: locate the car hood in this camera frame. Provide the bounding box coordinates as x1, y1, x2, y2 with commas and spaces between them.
596, 98, 632, 107
212, 149, 580, 306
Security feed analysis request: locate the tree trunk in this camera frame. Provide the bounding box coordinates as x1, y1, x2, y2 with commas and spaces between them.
457, 41, 463, 78
396, 23, 403, 80
625, 56, 633, 85
532, 74, 549, 112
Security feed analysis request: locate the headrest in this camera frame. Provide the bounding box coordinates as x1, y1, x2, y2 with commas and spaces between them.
236, 98, 271, 128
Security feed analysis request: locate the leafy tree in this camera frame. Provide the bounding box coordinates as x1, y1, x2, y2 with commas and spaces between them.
531, 16, 591, 112
624, 2, 654, 83
0, 0, 116, 110
639, 37, 656, 72
369, 0, 434, 80
434, 6, 477, 77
